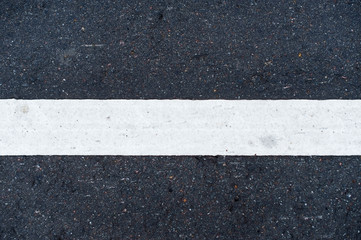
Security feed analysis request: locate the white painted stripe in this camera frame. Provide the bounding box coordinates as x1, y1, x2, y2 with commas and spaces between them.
0, 100, 360, 156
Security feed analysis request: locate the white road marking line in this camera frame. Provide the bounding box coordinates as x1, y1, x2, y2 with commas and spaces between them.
0, 100, 360, 156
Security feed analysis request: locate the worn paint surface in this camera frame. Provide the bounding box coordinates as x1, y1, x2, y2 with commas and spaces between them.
1, 100, 361, 155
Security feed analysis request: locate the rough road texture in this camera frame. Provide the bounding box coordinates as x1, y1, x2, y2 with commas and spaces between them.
1, 0, 361, 239
1, 0, 361, 99
1, 157, 360, 239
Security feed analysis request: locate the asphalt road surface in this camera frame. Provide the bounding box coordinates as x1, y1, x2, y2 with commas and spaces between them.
1, 1, 361, 239
1, 0, 361, 99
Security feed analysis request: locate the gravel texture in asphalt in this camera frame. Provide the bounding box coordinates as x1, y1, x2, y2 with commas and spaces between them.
1, 156, 361, 239
1, 0, 361, 99
1, 1, 361, 239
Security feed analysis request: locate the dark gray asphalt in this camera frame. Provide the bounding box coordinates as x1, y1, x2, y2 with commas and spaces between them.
1, 1, 361, 239
1, 0, 361, 99
1, 157, 361, 239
